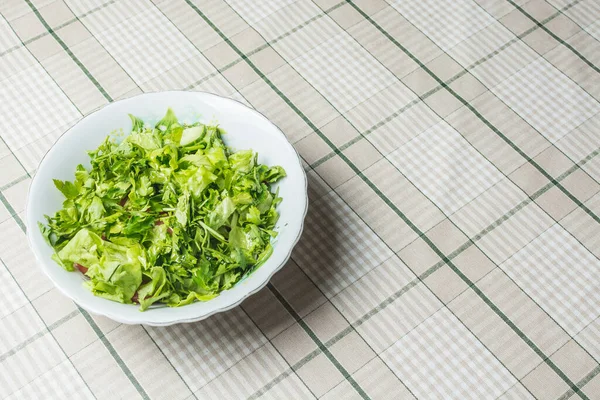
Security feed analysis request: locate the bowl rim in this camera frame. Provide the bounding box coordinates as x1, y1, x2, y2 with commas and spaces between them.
25, 90, 308, 326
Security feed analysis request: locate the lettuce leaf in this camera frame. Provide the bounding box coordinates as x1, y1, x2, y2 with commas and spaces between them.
57, 229, 103, 269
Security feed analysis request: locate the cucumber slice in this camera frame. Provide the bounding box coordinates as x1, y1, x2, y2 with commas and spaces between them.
180, 126, 205, 146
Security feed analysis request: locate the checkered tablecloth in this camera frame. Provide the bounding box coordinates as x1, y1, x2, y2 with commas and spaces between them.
1, 0, 599, 398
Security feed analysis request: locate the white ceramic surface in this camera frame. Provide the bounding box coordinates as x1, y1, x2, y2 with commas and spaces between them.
25, 91, 308, 326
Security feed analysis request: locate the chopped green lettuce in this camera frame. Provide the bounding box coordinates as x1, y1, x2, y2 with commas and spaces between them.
40, 108, 285, 310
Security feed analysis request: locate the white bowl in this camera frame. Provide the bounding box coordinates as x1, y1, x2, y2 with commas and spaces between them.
25, 91, 308, 326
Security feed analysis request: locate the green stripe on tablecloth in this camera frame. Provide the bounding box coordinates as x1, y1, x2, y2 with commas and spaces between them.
383, 0, 600, 260
470, 2, 600, 182
141, 324, 199, 399
505, 0, 600, 74
0, 256, 95, 397
558, 365, 600, 399
0, 192, 25, 232
268, 283, 371, 399
247, 323, 358, 399
239, 307, 320, 399
0, 0, 116, 60
309, 0, 585, 169
24, 0, 113, 102
78, 306, 151, 400
345, 0, 599, 226
360, 146, 600, 324
179, 0, 346, 91
0, 309, 79, 363
0, 15, 67, 176
59, 1, 144, 101
0, 174, 29, 192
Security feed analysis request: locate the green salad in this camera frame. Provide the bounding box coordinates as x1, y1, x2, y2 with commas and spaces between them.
39, 109, 285, 311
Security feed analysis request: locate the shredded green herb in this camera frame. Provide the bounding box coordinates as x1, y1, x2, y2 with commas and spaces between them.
39, 108, 286, 311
